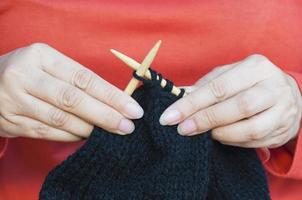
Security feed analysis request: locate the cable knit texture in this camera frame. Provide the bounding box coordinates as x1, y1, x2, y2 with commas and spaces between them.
39, 69, 270, 200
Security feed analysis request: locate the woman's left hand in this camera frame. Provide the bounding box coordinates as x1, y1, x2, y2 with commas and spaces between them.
160, 54, 302, 148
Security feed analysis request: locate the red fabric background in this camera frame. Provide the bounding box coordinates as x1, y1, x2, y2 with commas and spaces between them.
0, 0, 302, 199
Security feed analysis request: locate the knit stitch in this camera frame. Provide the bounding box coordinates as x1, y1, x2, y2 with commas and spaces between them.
40, 69, 270, 200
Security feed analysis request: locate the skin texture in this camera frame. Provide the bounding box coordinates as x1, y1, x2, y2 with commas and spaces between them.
0, 43, 144, 141
160, 54, 302, 148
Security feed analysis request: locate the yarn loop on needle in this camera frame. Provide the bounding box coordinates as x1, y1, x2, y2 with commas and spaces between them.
132, 68, 186, 97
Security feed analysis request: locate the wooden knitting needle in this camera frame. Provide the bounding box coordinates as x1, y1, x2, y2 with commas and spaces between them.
110, 49, 185, 96
124, 40, 162, 95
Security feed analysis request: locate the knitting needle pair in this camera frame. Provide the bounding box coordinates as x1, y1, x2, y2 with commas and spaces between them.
110, 40, 185, 97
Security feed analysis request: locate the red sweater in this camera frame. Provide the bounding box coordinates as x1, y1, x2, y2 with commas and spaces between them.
0, 0, 302, 199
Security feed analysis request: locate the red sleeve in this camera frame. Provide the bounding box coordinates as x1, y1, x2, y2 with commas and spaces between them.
258, 70, 302, 180
0, 138, 8, 159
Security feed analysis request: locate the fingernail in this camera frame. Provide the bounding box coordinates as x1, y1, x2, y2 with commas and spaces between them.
124, 102, 144, 119
118, 119, 135, 135
177, 119, 197, 135
159, 110, 181, 125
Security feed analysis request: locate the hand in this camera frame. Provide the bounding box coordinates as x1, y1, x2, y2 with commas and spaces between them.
160, 54, 302, 148
0, 43, 143, 141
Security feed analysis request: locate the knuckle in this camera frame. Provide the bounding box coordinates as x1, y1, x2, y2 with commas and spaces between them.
248, 54, 280, 74
58, 86, 83, 109
48, 108, 69, 127
104, 88, 121, 104
0, 111, 12, 121
248, 54, 267, 62
286, 106, 298, 120
211, 67, 222, 74
28, 42, 50, 51
0, 118, 11, 135
241, 142, 257, 148
269, 134, 288, 148
287, 92, 297, 106
255, 124, 271, 135
1, 65, 22, 83
199, 109, 218, 128
208, 79, 229, 101
25, 43, 52, 62
268, 143, 281, 148
248, 132, 264, 140
247, 123, 260, 140
289, 96, 297, 107
102, 110, 119, 130
276, 134, 288, 143
0, 117, 5, 128
248, 122, 271, 140
72, 69, 94, 90
237, 94, 255, 116
282, 85, 293, 95
270, 127, 284, 136
291, 107, 299, 117
247, 54, 269, 68
185, 97, 199, 113
33, 123, 51, 139
29, 102, 41, 119
34, 76, 49, 91
24, 43, 49, 58
211, 129, 225, 141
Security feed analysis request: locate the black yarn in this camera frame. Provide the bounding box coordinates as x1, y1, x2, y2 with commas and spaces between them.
40, 69, 270, 200
132, 68, 185, 97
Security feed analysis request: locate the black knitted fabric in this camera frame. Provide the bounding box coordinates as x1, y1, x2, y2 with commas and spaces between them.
40, 69, 270, 200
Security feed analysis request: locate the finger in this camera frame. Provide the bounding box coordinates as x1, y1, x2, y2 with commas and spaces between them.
194, 63, 237, 87
179, 63, 238, 94
179, 86, 198, 94
220, 132, 289, 148
25, 70, 135, 135
177, 84, 276, 135
34, 43, 143, 119
210, 104, 284, 143
160, 55, 271, 126
0, 115, 81, 141
19, 94, 93, 138
0, 116, 18, 138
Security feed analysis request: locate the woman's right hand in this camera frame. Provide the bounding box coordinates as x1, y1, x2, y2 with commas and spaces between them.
0, 43, 143, 141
